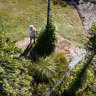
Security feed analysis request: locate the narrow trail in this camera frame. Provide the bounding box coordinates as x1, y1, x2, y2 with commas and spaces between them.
16, 37, 30, 51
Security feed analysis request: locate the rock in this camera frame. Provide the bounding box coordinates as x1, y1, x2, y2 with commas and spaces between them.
77, 1, 96, 31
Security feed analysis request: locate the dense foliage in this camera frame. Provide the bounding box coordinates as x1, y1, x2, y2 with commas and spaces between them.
35, 20, 56, 56
28, 53, 69, 96
0, 31, 32, 96
0, 30, 69, 96
87, 25, 96, 53
84, 0, 96, 4
63, 59, 96, 96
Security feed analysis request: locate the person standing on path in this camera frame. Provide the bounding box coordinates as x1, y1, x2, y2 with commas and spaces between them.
29, 25, 37, 44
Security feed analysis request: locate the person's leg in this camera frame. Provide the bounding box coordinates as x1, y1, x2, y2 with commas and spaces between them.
33, 37, 35, 44
30, 37, 32, 44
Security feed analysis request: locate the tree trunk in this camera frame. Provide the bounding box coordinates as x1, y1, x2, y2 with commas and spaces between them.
47, 0, 50, 26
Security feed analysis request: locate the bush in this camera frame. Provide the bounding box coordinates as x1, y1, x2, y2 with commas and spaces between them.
0, 31, 32, 96
28, 53, 69, 95
87, 25, 96, 53
28, 56, 57, 83
33, 84, 47, 96
35, 19, 56, 56
54, 53, 69, 78
52, 0, 67, 7
51, 53, 69, 96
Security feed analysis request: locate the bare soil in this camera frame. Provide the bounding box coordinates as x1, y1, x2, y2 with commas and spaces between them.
16, 37, 31, 51
55, 35, 86, 68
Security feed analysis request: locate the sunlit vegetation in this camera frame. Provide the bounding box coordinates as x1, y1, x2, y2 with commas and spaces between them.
28, 53, 69, 95
0, 0, 96, 95
62, 25, 96, 96
84, 0, 96, 3
0, 28, 69, 95
0, 0, 87, 46
0, 31, 32, 96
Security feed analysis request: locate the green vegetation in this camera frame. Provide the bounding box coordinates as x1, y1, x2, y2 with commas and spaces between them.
0, 31, 32, 96
28, 56, 57, 83
84, 0, 96, 4
62, 25, 96, 96
0, 30, 69, 96
87, 25, 96, 53
0, 0, 87, 45
1, 0, 96, 95
64, 59, 96, 96
28, 53, 69, 95
35, 19, 56, 56
0, 29, 69, 95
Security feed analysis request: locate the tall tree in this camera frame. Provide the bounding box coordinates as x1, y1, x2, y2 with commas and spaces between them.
47, 0, 50, 26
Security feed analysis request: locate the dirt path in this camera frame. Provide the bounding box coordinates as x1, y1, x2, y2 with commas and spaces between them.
16, 37, 31, 51
77, 0, 96, 31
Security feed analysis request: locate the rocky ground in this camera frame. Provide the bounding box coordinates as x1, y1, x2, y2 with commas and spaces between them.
78, 0, 96, 32
55, 35, 86, 69
71, 0, 96, 36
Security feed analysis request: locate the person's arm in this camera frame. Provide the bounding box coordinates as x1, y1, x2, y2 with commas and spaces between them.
33, 28, 36, 33
34, 28, 38, 37
29, 28, 31, 33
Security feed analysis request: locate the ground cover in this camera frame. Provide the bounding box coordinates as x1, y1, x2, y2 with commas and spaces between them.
0, 0, 87, 46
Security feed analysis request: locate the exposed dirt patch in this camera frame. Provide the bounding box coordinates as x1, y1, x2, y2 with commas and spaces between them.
54, 35, 71, 56
16, 37, 30, 51
55, 35, 86, 68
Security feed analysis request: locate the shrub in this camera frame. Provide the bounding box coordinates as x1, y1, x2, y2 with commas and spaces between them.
51, 53, 69, 95
33, 84, 47, 96
0, 31, 32, 96
35, 19, 56, 56
87, 25, 96, 53
28, 53, 69, 96
52, 0, 67, 7
28, 56, 57, 83
52, 53, 69, 78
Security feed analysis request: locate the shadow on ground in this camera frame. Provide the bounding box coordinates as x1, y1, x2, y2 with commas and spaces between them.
52, 0, 80, 7
19, 44, 32, 58
19, 43, 39, 62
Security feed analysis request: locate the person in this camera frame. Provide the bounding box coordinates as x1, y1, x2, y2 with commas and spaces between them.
29, 25, 37, 44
